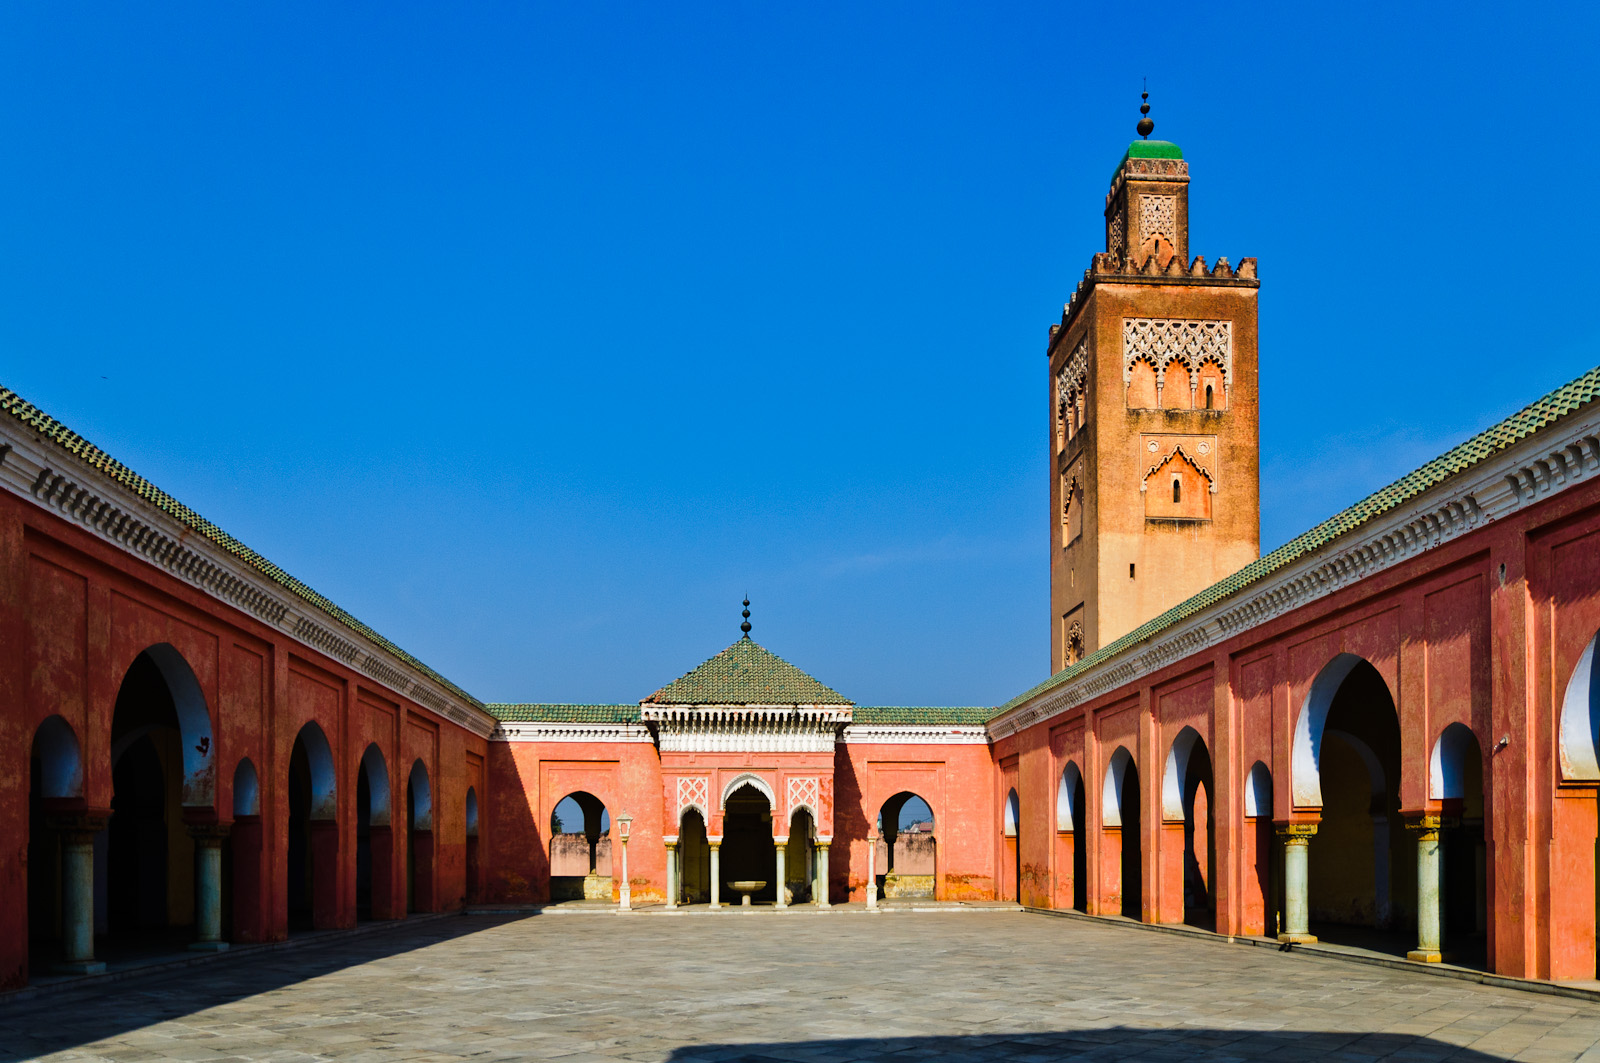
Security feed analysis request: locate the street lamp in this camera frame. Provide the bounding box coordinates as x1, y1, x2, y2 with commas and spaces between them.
616, 812, 633, 911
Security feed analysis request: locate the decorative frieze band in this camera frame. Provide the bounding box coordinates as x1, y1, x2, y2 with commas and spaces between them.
493, 721, 654, 743
1123, 318, 1232, 389
841, 724, 989, 745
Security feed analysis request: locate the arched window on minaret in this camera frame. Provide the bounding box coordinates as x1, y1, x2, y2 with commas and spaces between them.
1162, 360, 1191, 409
1196, 359, 1227, 412
1126, 357, 1157, 409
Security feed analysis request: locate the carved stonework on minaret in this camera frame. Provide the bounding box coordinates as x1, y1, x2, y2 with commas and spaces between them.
1123, 318, 1231, 410
1056, 338, 1088, 447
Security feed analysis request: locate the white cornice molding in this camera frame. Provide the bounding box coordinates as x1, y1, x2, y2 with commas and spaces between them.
0, 423, 498, 739
640, 704, 853, 723
988, 406, 1600, 741
493, 721, 654, 743
842, 724, 990, 745
644, 703, 850, 753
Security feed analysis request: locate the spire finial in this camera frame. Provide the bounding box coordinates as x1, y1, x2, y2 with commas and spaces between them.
740, 597, 752, 638
1136, 80, 1154, 139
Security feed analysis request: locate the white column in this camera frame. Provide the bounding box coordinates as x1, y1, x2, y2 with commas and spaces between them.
774, 836, 788, 908
52, 814, 107, 975
816, 839, 831, 908
189, 825, 229, 951
664, 837, 679, 910
709, 839, 722, 909
618, 837, 631, 911
1277, 823, 1317, 944
866, 832, 878, 909
1408, 816, 1442, 963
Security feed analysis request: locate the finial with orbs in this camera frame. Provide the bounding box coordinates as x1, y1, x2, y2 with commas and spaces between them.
740, 597, 752, 638
1137, 82, 1154, 139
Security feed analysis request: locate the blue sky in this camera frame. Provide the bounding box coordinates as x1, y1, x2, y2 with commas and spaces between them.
2, 3, 1597, 707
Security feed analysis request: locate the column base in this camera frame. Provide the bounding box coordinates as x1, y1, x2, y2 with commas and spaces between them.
1407, 949, 1443, 963
189, 941, 230, 953
1277, 933, 1317, 944
52, 960, 106, 975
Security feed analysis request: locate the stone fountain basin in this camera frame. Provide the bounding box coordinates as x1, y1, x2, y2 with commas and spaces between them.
728, 881, 767, 893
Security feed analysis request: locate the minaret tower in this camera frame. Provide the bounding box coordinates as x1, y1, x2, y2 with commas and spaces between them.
1048, 95, 1261, 670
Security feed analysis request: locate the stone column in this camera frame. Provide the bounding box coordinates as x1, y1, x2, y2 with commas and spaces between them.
866, 832, 878, 909
816, 838, 831, 908
664, 836, 679, 910
49, 813, 108, 975
709, 839, 722, 909
189, 824, 231, 951
774, 836, 788, 908
1277, 823, 1318, 944
618, 836, 631, 911
1408, 815, 1443, 963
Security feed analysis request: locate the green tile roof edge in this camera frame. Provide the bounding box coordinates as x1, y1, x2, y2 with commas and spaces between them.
645, 637, 853, 706
993, 362, 1600, 719
485, 703, 643, 723
1113, 139, 1183, 181
0, 385, 486, 712
854, 706, 992, 725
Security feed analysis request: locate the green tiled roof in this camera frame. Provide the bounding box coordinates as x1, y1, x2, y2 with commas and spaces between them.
485, 703, 641, 723
0, 386, 483, 711
996, 363, 1600, 718
1114, 139, 1183, 180
646, 637, 851, 705
854, 706, 991, 726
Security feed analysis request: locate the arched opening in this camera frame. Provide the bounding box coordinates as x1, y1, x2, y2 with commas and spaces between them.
1162, 727, 1215, 928
1003, 789, 1020, 903
1205, 384, 1214, 409
1196, 360, 1227, 411
355, 745, 392, 921
406, 760, 433, 913
1056, 762, 1087, 912
1126, 358, 1157, 409
1242, 761, 1276, 937
230, 757, 265, 943
550, 792, 610, 901
1559, 632, 1600, 976
1103, 747, 1142, 919
722, 782, 775, 904
1300, 656, 1410, 952
786, 807, 816, 904
876, 792, 935, 900
287, 722, 337, 931
679, 808, 710, 904
28, 716, 83, 973
465, 786, 481, 905
105, 649, 211, 956
1431, 723, 1487, 967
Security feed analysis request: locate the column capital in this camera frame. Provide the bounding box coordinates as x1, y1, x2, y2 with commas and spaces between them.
773, 835, 789, 845
188, 822, 233, 844
1276, 822, 1318, 843
47, 811, 110, 837
662, 835, 679, 848
708, 837, 722, 847
816, 836, 832, 848
1406, 814, 1442, 839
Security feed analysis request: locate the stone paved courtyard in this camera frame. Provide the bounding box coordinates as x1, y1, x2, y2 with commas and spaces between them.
4, 911, 1600, 1062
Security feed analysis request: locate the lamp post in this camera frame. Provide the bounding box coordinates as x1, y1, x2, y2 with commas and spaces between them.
616, 812, 633, 911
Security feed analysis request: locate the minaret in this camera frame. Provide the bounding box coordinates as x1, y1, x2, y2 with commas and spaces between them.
1048, 94, 1261, 670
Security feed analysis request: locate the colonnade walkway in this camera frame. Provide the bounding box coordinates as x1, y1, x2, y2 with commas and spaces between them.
5, 911, 1600, 1061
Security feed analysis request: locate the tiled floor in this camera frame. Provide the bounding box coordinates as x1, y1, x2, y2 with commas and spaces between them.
3, 911, 1599, 1061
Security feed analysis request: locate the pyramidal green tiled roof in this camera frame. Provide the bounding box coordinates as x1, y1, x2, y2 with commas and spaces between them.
645, 637, 851, 706
996, 363, 1600, 718
854, 706, 991, 726
0, 386, 483, 711
485, 703, 641, 723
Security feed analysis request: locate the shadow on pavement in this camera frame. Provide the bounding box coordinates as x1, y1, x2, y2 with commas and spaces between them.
666, 1030, 1512, 1062
0, 914, 521, 1063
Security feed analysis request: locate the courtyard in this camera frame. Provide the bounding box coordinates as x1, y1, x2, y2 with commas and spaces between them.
3, 912, 1600, 1062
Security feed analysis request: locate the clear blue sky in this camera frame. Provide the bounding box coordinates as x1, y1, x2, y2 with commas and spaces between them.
2, 4, 1597, 707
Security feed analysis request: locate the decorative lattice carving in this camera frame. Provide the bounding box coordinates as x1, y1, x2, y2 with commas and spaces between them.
1137, 194, 1177, 252
1108, 208, 1125, 259
677, 775, 710, 820
1056, 338, 1088, 440
1123, 319, 1232, 393
787, 776, 820, 816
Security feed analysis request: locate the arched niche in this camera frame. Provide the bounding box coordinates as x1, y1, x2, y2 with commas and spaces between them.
1057, 762, 1083, 832
1244, 761, 1272, 819
1430, 722, 1482, 800
1561, 633, 1600, 781
1102, 746, 1135, 827
293, 722, 337, 820
360, 745, 391, 826
466, 786, 479, 838
34, 715, 83, 799
1162, 726, 1205, 821
1003, 789, 1019, 837
233, 757, 260, 816
408, 760, 432, 831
